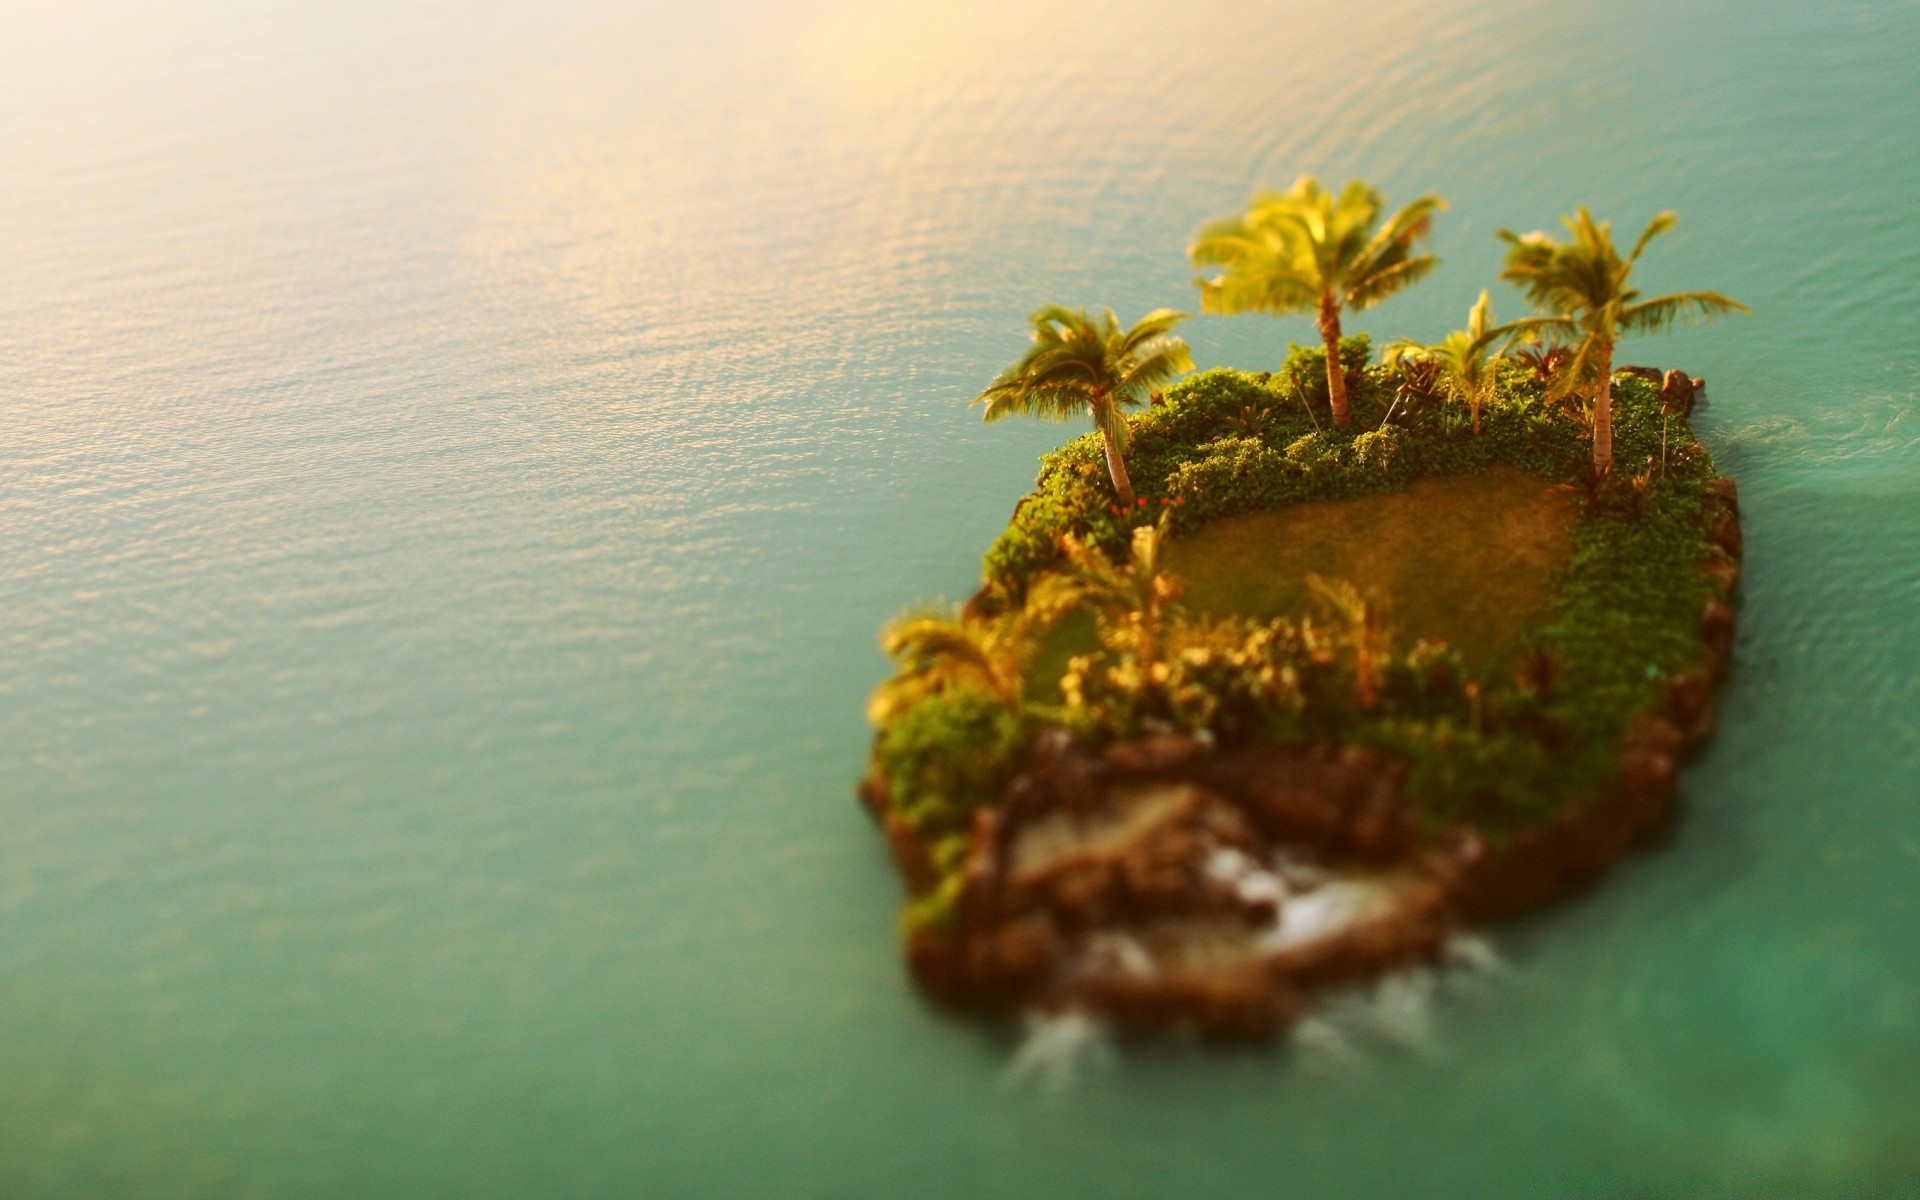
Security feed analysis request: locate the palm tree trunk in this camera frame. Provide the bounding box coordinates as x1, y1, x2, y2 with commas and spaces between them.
1100, 422, 1136, 507
1592, 343, 1614, 473
1318, 293, 1350, 428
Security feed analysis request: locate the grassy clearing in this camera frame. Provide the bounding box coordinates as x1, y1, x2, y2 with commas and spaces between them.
1162, 468, 1578, 674
1024, 469, 1577, 696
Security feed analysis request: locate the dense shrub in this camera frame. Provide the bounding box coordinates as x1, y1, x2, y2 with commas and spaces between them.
1162, 436, 1289, 512
1282, 430, 1347, 474
871, 686, 1025, 835
1351, 424, 1411, 477
1277, 334, 1377, 412
1059, 614, 1332, 744
1379, 718, 1568, 827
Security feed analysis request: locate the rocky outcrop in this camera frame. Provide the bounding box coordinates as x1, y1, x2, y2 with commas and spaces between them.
897, 733, 1476, 1039
1619, 366, 1706, 416
1198, 744, 1418, 864
1446, 711, 1683, 920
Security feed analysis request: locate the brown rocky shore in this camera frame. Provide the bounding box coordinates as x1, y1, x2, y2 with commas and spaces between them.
861, 460, 1742, 1042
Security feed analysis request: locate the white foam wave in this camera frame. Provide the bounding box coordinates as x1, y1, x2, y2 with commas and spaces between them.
1289, 932, 1512, 1071
1004, 1010, 1115, 1092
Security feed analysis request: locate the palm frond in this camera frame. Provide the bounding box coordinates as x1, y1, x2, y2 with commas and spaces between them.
1279, 176, 1332, 244
1618, 290, 1751, 333
1306, 574, 1367, 625
1347, 195, 1445, 283
1188, 224, 1270, 267
870, 589, 1076, 722
1332, 180, 1382, 233
1026, 303, 1088, 336
1565, 206, 1610, 252
1092, 398, 1129, 451
1463, 320, 1526, 362
1380, 337, 1431, 366
1623, 211, 1677, 268
1116, 344, 1196, 401
1465, 289, 1494, 340
1195, 268, 1320, 315
1504, 315, 1577, 341
1119, 308, 1192, 351
1544, 331, 1610, 402
1052, 516, 1184, 661
1344, 253, 1439, 310
879, 612, 992, 669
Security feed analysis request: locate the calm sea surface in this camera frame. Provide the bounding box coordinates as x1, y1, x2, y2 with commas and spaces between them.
4, 1, 1919, 1195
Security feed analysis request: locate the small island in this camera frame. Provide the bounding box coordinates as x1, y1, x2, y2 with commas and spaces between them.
861, 181, 1748, 1040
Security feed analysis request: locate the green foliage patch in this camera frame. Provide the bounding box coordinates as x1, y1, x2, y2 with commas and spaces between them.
981, 338, 1602, 592
871, 685, 1026, 837
872, 346, 1724, 896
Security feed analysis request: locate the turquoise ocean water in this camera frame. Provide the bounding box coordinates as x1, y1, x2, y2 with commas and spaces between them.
3, 1, 1919, 1194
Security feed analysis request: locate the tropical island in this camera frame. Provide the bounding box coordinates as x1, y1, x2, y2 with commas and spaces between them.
860, 178, 1749, 1040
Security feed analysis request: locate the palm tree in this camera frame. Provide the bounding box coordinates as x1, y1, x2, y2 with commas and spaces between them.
1307, 575, 1391, 710
1497, 208, 1748, 472
1191, 177, 1445, 427
868, 593, 1071, 723
1384, 290, 1522, 435
1054, 517, 1183, 672
974, 306, 1193, 506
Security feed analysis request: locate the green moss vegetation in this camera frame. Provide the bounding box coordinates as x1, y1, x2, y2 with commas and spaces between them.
864, 181, 1747, 932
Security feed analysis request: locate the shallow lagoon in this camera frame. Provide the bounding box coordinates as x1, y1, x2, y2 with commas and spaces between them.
3, 0, 1919, 1194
